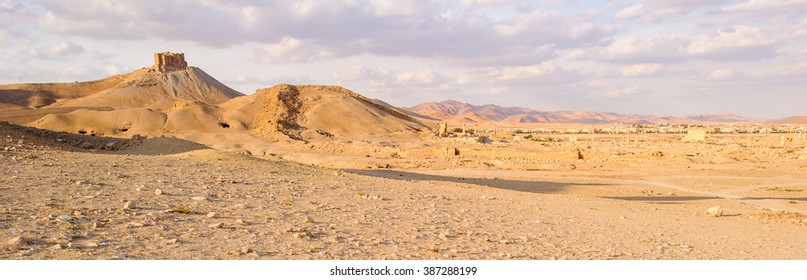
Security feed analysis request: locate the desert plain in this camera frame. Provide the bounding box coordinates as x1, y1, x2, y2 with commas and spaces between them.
1, 53, 806, 260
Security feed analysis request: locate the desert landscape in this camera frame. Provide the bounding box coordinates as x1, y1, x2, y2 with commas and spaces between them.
1, 53, 805, 260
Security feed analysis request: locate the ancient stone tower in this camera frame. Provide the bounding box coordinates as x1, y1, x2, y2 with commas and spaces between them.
153, 52, 188, 72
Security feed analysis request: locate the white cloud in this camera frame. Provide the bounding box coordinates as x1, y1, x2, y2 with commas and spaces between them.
605, 86, 640, 98
721, 0, 807, 17
687, 25, 777, 61
395, 70, 444, 87
619, 63, 664, 76
496, 61, 558, 80
707, 68, 736, 80
596, 34, 691, 63
252, 37, 333, 63
615, 4, 645, 20
333, 66, 392, 81
27, 41, 84, 59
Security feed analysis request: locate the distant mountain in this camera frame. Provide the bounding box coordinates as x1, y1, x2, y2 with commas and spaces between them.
768, 116, 807, 124
407, 100, 755, 125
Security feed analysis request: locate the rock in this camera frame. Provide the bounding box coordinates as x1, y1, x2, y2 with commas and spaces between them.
165, 239, 178, 245
154, 188, 163, 195
304, 216, 314, 223
49, 244, 64, 250
128, 222, 145, 228
206, 212, 219, 218
706, 206, 724, 217
240, 247, 254, 254
67, 242, 77, 249
80, 141, 94, 149
235, 219, 246, 225
124, 200, 137, 210
131, 134, 143, 140
191, 196, 207, 201
208, 222, 224, 229
85, 242, 99, 248
104, 142, 119, 150
61, 233, 75, 241
56, 214, 74, 223
7, 236, 28, 246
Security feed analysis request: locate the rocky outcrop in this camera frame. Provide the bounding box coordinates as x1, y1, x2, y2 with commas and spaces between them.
153, 52, 188, 72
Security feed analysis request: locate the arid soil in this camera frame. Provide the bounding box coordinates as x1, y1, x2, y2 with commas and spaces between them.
2, 122, 805, 260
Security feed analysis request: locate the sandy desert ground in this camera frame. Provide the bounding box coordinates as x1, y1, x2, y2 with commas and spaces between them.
2, 120, 806, 260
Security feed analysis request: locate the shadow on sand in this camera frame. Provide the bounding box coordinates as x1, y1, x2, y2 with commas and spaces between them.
599, 195, 720, 204
345, 169, 610, 194
0, 121, 209, 156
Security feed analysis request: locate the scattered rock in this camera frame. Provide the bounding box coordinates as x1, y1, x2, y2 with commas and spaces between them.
235, 219, 246, 225
154, 188, 163, 195
85, 242, 99, 248
56, 214, 74, 223
49, 244, 63, 250
104, 142, 120, 150
165, 239, 178, 245
191, 196, 208, 201
128, 222, 145, 228
206, 212, 219, 218
240, 247, 254, 254
124, 200, 137, 210
304, 216, 314, 223
80, 142, 94, 149
208, 222, 224, 229
7, 236, 28, 246
705, 206, 724, 217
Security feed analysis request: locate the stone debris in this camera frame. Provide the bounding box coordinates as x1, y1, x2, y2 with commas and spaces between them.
191, 196, 208, 201
705, 206, 724, 217
208, 222, 224, 229
56, 214, 74, 223
7, 236, 28, 246
123, 200, 137, 210
154, 188, 163, 195
206, 212, 219, 218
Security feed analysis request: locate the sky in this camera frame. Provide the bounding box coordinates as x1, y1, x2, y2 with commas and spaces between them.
1, 0, 806, 119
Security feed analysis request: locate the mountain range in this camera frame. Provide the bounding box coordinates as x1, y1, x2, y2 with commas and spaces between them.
404, 100, 760, 125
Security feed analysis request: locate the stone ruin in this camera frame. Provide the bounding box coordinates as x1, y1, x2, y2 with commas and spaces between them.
153, 52, 188, 72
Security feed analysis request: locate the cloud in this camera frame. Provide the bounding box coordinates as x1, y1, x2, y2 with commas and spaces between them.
252, 37, 332, 63
687, 25, 777, 61
707, 68, 737, 80
32, 1, 612, 66
595, 34, 692, 64
28, 41, 84, 58
394, 70, 445, 87
720, 0, 807, 18
615, 4, 645, 20
619, 63, 664, 76
333, 66, 392, 81
605, 86, 640, 98
496, 61, 559, 80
